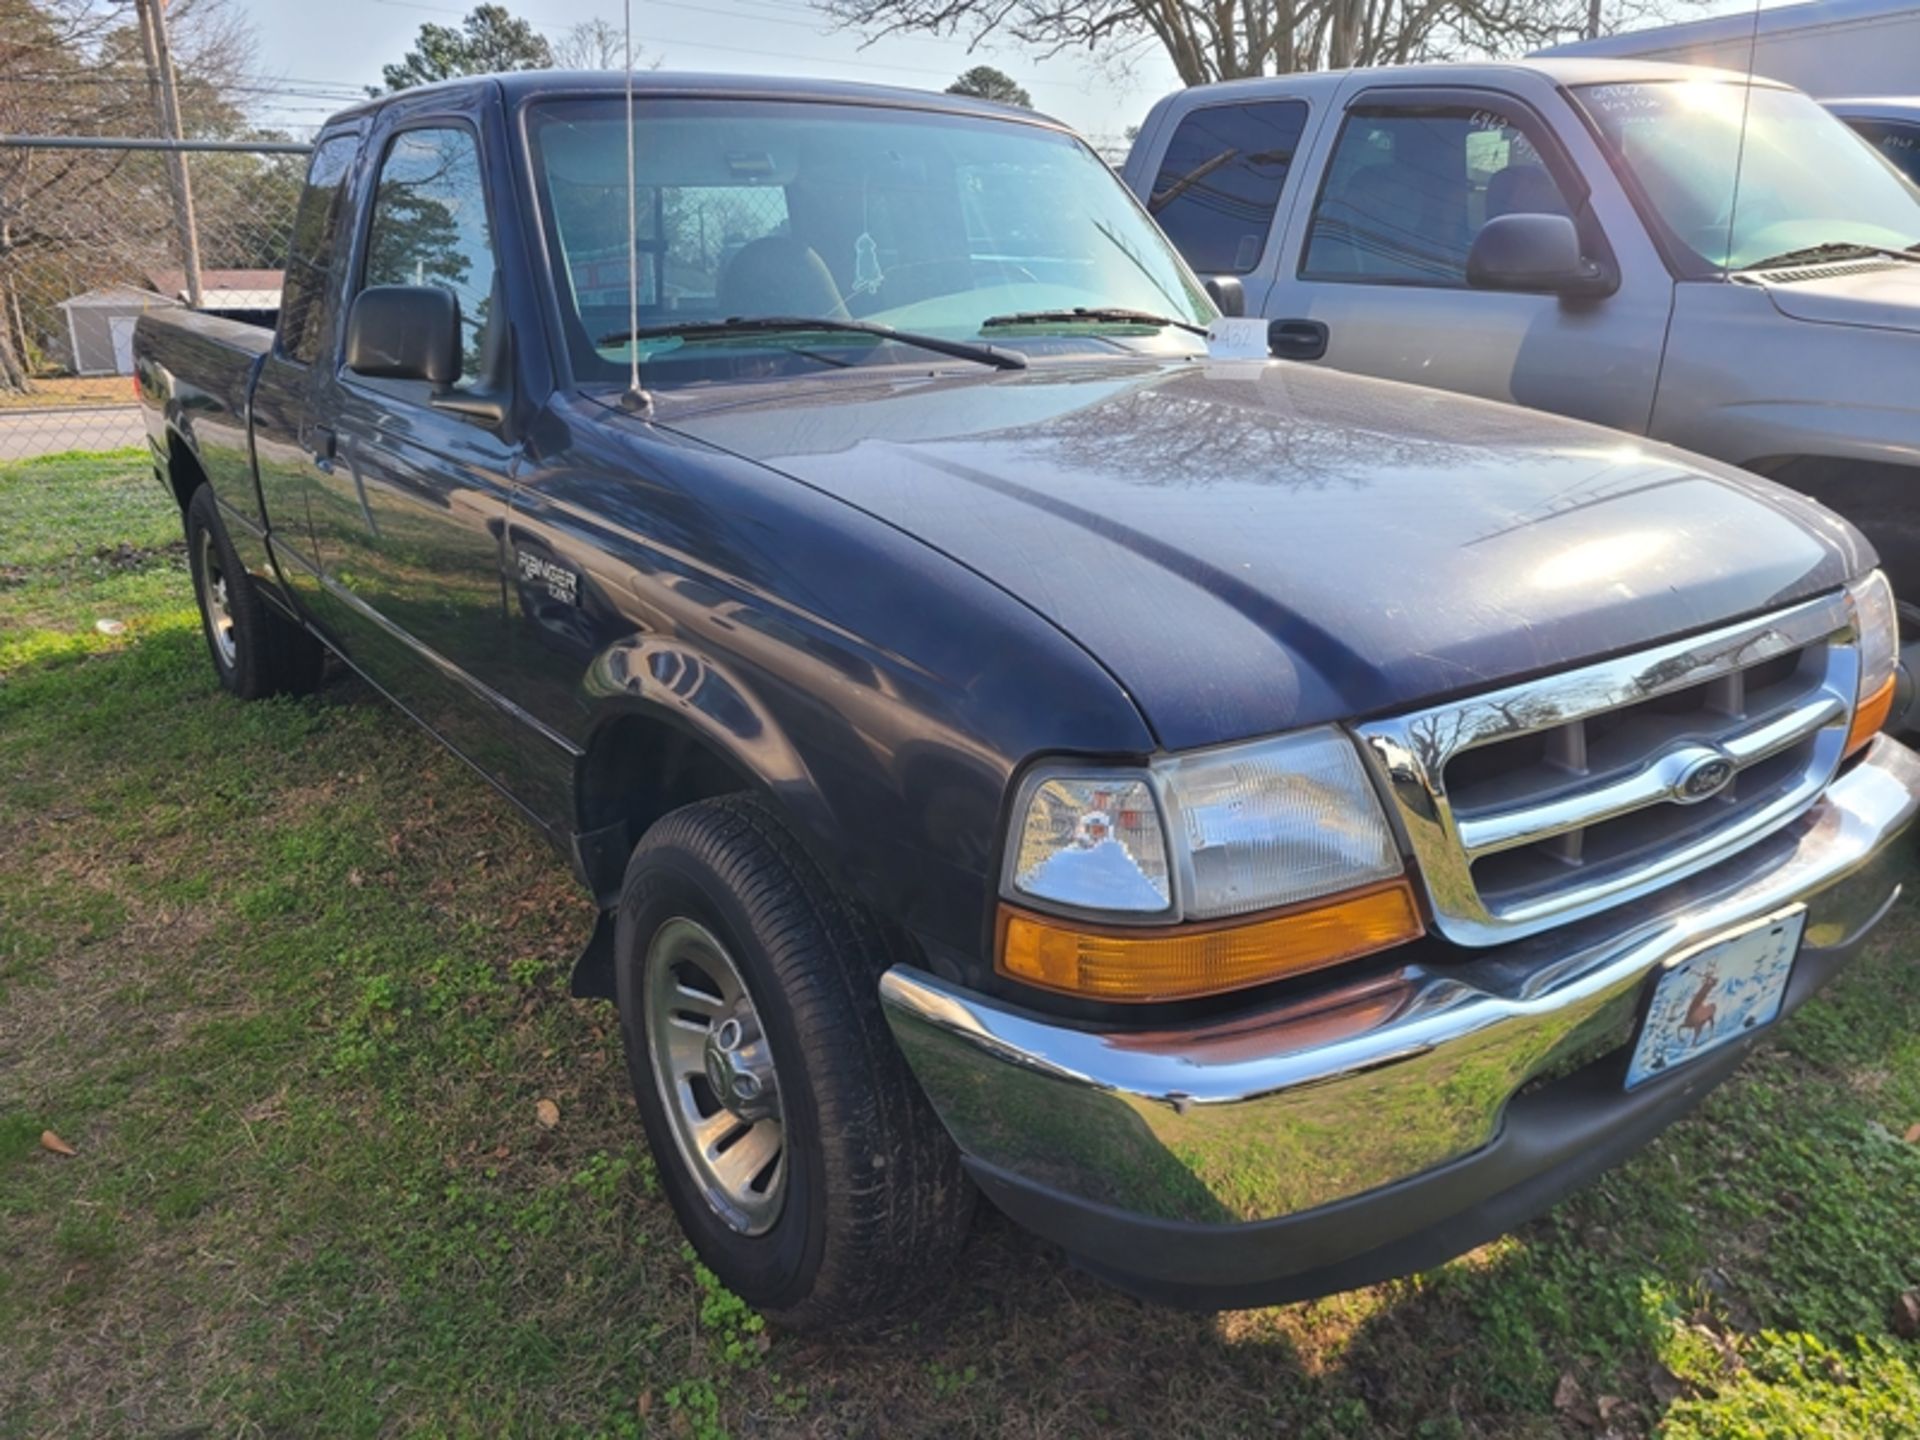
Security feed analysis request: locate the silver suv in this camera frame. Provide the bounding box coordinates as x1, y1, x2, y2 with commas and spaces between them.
1124, 59, 1920, 693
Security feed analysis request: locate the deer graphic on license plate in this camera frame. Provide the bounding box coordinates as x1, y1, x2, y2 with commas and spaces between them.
1626, 909, 1806, 1090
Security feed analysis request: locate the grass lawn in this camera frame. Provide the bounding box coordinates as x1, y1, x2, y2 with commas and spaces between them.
3, 452, 1920, 1438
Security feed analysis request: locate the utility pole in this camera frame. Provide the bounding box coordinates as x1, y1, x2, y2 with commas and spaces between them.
1586, 0, 1603, 40
134, 0, 203, 307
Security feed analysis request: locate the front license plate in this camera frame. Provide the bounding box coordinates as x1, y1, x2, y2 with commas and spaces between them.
1627, 909, 1806, 1089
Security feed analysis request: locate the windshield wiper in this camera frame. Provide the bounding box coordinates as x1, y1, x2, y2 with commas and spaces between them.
597, 315, 1026, 371
1737, 240, 1915, 271
979, 306, 1210, 338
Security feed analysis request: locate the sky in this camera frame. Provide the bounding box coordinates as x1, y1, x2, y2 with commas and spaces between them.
241, 0, 1185, 149
239, 0, 1771, 148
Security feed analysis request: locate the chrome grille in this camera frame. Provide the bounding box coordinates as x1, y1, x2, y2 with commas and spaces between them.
1355, 592, 1860, 946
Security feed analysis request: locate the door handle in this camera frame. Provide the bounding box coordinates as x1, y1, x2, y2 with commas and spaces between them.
1268, 319, 1329, 362
310, 425, 337, 473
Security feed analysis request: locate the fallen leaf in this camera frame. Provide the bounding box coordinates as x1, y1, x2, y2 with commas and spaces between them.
490, 1144, 510, 1160
1903, 1122, 1920, 1144
535, 1098, 560, 1129
40, 1130, 76, 1156
1893, 1290, 1920, 1339
1647, 1361, 1688, 1406
1553, 1372, 1583, 1412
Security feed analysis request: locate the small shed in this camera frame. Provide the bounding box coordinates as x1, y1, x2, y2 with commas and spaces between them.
147, 268, 283, 316
55, 285, 181, 376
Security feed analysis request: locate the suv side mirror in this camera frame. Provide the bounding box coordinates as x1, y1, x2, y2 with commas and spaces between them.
1205, 275, 1246, 318
1466, 214, 1615, 299
344, 285, 461, 384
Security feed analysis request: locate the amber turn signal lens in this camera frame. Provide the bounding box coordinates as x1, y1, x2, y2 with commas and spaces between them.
1847, 675, 1897, 757
997, 879, 1424, 1002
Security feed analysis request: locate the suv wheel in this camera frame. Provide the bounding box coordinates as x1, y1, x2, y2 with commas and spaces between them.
614, 795, 974, 1330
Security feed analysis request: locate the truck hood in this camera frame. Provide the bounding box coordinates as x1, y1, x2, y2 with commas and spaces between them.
653, 361, 1868, 751
1752, 259, 1920, 336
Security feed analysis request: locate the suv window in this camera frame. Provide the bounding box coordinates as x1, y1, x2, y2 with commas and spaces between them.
1148, 101, 1309, 275
276, 135, 357, 366
1302, 104, 1575, 285
1845, 118, 1920, 187
362, 126, 499, 390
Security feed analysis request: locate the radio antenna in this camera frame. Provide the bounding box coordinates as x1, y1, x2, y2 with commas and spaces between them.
618, 0, 653, 415
1719, 0, 1764, 277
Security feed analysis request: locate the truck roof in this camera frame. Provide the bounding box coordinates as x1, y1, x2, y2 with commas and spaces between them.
327, 69, 1065, 129
1824, 97, 1920, 119
1153, 54, 1792, 105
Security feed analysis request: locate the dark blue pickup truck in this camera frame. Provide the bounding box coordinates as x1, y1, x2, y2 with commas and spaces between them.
135, 70, 1920, 1329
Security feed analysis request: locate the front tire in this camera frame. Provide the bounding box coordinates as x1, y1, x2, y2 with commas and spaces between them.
185, 486, 324, 700
614, 796, 974, 1330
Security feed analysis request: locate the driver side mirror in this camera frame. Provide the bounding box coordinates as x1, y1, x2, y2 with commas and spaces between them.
345, 285, 462, 385
1466, 214, 1616, 299
1204, 275, 1246, 318
344, 284, 506, 425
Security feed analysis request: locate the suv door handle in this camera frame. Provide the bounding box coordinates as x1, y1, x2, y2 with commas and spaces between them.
310, 425, 337, 473
1268, 319, 1329, 362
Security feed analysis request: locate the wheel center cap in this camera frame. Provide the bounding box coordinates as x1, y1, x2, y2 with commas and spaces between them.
703, 1013, 777, 1122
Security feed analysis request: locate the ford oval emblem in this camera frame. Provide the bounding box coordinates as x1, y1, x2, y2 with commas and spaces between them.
1674, 752, 1736, 804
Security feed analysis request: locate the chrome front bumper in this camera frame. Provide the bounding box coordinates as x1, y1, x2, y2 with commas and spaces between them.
882, 737, 1920, 1302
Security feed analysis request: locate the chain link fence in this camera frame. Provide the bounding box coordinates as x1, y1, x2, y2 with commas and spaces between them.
0, 135, 309, 460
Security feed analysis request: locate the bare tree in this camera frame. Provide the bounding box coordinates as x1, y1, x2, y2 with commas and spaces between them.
553, 16, 652, 69
822, 0, 1702, 85
0, 0, 262, 391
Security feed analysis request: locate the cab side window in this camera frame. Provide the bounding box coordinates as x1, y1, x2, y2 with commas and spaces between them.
276, 135, 358, 366
1302, 105, 1577, 285
1148, 101, 1309, 275
1847, 119, 1920, 187
361, 126, 499, 391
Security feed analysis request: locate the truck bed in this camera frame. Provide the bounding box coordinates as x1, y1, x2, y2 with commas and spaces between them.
134, 306, 278, 562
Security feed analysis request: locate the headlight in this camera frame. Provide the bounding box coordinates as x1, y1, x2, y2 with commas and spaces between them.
1009, 775, 1172, 917
1846, 569, 1899, 754
999, 728, 1420, 1001
1159, 729, 1403, 918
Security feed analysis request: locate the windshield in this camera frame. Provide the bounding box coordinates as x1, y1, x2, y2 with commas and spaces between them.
1573, 81, 1920, 272
525, 98, 1213, 385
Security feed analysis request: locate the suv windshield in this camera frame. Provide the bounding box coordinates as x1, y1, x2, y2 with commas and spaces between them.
1574, 81, 1920, 272
526, 97, 1212, 384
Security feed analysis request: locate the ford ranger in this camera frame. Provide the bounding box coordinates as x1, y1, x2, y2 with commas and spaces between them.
136, 71, 1920, 1329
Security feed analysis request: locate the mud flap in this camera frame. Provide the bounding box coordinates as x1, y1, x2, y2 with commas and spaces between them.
570, 908, 618, 1001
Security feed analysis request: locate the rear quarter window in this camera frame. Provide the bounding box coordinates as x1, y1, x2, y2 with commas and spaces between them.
276, 135, 358, 366
1147, 101, 1309, 275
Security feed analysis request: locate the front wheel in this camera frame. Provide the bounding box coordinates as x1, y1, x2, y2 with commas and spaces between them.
185, 486, 324, 700
1893, 600, 1920, 737
614, 796, 974, 1330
